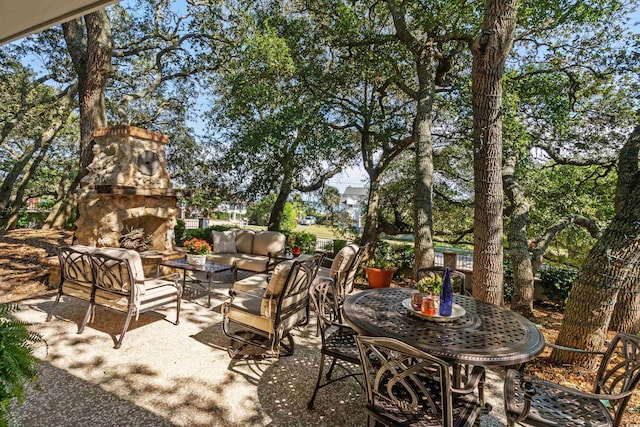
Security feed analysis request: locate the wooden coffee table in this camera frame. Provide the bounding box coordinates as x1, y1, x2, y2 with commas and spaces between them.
161, 257, 230, 307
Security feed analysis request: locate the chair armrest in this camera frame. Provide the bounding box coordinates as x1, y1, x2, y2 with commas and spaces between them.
141, 273, 180, 282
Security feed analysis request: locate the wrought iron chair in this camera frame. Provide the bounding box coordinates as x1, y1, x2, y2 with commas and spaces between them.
317, 243, 369, 304
355, 335, 482, 426
307, 279, 362, 410
46, 246, 96, 333
416, 266, 468, 295
504, 333, 640, 427
222, 254, 322, 358
89, 249, 182, 349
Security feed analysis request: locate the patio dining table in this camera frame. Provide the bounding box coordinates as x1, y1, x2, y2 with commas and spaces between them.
342, 287, 545, 368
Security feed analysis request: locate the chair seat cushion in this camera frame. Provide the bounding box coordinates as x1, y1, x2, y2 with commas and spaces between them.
226, 289, 275, 334
232, 274, 269, 292
505, 369, 613, 426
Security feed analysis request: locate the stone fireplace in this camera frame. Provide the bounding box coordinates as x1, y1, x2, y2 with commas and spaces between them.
73, 125, 181, 252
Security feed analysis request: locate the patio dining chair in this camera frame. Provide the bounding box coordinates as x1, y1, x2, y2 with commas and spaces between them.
504, 333, 640, 427
89, 249, 182, 349
355, 335, 482, 427
222, 254, 322, 358
416, 266, 468, 296
307, 279, 361, 410
316, 243, 369, 305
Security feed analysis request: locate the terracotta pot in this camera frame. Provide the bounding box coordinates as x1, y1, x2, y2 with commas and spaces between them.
365, 267, 396, 288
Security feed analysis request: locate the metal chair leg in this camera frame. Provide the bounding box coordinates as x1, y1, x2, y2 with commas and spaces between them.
46, 292, 62, 322
308, 353, 327, 410
78, 302, 93, 334
115, 308, 134, 349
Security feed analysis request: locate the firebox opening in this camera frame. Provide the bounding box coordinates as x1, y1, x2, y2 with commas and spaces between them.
121, 216, 166, 251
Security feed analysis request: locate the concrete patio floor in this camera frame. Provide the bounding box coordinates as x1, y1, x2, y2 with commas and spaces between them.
11, 270, 507, 426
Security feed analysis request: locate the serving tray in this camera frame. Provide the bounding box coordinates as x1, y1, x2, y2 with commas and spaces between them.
401, 298, 466, 322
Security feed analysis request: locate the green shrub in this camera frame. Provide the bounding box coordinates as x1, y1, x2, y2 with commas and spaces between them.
285, 231, 317, 254
174, 219, 186, 244
539, 266, 577, 307
391, 244, 415, 279
183, 225, 233, 244
0, 304, 42, 425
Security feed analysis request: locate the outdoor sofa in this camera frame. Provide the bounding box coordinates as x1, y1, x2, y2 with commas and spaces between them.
207, 229, 286, 281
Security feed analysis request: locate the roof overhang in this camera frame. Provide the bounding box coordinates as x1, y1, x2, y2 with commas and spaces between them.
0, 0, 118, 46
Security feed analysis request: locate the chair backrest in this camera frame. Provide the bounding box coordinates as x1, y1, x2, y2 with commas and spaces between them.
58, 246, 95, 288
355, 335, 455, 427
594, 333, 640, 425
342, 243, 368, 297
310, 279, 341, 343
89, 251, 139, 300
416, 266, 467, 295
273, 254, 323, 332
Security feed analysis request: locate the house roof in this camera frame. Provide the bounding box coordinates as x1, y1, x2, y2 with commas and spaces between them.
0, 0, 118, 45
341, 186, 368, 198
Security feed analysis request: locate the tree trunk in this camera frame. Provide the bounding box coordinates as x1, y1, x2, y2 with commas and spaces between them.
44, 175, 80, 230
552, 127, 640, 367
413, 81, 436, 270
361, 177, 382, 260
503, 154, 535, 319
470, 0, 518, 304
267, 173, 292, 231
63, 10, 112, 181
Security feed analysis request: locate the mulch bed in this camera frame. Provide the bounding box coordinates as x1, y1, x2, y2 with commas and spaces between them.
1, 228, 639, 424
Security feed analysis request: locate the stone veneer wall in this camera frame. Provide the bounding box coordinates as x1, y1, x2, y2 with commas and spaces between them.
73, 126, 177, 251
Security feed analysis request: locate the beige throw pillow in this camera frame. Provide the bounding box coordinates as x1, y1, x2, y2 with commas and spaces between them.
212, 230, 237, 254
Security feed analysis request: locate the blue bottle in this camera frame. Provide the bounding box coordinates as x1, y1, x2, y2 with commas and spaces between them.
439, 267, 453, 316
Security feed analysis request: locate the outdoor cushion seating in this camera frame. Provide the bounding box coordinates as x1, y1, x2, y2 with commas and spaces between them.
316, 243, 368, 304
222, 254, 322, 357
504, 333, 640, 427
355, 335, 483, 427
47, 245, 182, 348
207, 229, 286, 282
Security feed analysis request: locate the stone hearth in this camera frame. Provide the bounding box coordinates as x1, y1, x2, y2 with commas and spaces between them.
73, 126, 180, 251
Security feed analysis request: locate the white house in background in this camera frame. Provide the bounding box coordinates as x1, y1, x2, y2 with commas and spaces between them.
217, 202, 247, 222
340, 186, 368, 230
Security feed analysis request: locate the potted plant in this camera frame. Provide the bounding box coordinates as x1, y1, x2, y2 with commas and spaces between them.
415, 273, 443, 296
287, 231, 317, 257
365, 257, 397, 288
184, 237, 211, 265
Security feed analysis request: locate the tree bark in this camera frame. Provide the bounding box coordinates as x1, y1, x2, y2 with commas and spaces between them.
267, 172, 292, 231
503, 153, 535, 319
412, 78, 436, 270
608, 127, 640, 333
470, 0, 518, 304
361, 176, 382, 259
552, 127, 640, 367
63, 10, 112, 181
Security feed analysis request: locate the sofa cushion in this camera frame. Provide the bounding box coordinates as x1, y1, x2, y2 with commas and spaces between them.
235, 229, 255, 254
212, 230, 237, 254
208, 253, 269, 272
252, 231, 285, 257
